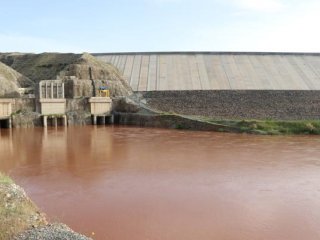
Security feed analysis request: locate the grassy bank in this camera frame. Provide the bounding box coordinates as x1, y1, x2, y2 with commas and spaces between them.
127, 111, 320, 135
157, 111, 320, 135
205, 119, 320, 135
0, 173, 90, 240
0, 173, 13, 185
0, 173, 47, 240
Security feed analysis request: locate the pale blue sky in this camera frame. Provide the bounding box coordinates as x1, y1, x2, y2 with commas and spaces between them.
1, 0, 319, 53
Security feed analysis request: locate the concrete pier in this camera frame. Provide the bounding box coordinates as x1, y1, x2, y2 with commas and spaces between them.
8, 118, 12, 129
92, 115, 114, 125
43, 115, 67, 127
39, 99, 67, 116
0, 99, 13, 128
93, 115, 97, 125
89, 97, 113, 125
39, 80, 67, 127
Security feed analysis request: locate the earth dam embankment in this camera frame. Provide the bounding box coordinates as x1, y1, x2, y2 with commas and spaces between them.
1, 52, 320, 129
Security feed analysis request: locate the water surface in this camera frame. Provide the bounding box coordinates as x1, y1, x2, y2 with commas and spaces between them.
1, 126, 320, 240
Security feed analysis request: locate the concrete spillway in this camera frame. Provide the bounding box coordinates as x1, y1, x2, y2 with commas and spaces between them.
95, 52, 320, 91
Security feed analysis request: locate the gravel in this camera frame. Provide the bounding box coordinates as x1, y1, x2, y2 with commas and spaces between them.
14, 223, 92, 240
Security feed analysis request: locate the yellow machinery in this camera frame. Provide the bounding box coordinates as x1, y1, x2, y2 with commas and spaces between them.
98, 87, 110, 97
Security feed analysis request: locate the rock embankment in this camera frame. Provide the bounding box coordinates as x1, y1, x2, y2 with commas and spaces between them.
141, 90, 320, 121
59, 52, 132, 97
0, 53, 80, 83
14, 224, 91, 240
0, 52, 132, 98
0, 174, 91, 240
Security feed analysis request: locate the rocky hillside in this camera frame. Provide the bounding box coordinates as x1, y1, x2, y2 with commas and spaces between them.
0, 53, 80, 83
0, 52, 132, 97
59, 53, 132, 97
0, 62, 33, 97
0, 173, 91, 240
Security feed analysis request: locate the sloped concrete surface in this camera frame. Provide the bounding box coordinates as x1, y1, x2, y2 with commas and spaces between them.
96, 52, 320, 91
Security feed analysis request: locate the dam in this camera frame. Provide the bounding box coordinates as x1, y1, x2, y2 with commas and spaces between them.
1, 52, 320, 128
95, 52, 320, 91
1, 53, 320, 239
94, 52, 320, 120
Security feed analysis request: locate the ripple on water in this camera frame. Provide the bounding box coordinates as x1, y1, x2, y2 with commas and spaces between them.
1, 126, 320, 240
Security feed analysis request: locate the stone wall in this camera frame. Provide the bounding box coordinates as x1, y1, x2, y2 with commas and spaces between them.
11, 99, 39, 127
13, 98, 36, 113
141, 90, 320, 120
11, 98, 92, 127
66, 98, 92, 125
64, 79, 93, 99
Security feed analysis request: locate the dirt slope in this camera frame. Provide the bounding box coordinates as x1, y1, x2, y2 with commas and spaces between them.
59, 53, 132, 96
0, 52, 132, 97
0, 62, 33, 97
0, 53, 80, 83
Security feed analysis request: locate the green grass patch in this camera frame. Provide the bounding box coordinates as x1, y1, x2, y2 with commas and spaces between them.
0, 173, 13, 184
207, 119, 320, 135
0, 172, 47, 239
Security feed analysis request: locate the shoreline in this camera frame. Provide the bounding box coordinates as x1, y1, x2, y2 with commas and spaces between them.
5, 111, 320, 135
4, 109, 320, 135
0, 173, 91, 240
114, 112, 320, 135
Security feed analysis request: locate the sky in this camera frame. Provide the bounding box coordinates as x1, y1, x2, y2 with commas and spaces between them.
0, 0, 320, 53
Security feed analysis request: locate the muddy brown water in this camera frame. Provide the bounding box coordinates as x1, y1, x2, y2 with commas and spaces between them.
1, 126, 320, 240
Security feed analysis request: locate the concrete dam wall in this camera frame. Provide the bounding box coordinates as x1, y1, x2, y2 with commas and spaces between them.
1, 52, 320, 124
95, 52, 320, 91
95, 52, 320, 120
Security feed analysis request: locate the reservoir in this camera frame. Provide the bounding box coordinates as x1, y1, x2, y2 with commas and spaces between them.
1, 126, 320, 240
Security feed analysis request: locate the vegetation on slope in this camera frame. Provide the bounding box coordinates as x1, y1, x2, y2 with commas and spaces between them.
0, 62, 33, 97
0, 173, 91, 240
0, 53, 80, 83
0, 52, 133, 97
0, 173, 47, 240
205, 119, 320, 135
59, 53, 132, 96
